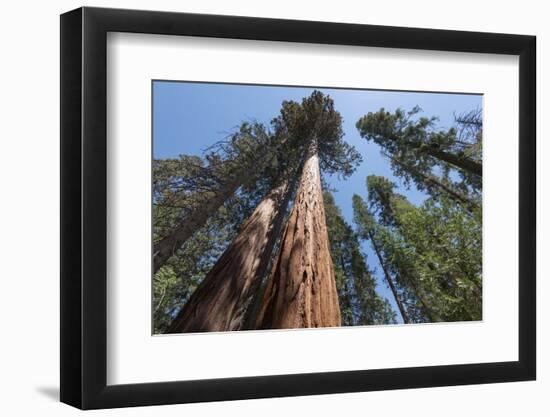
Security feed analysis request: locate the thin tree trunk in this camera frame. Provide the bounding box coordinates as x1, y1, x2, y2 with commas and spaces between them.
400, 269, 440, 322
427, 147, 482, 177
255, 141, 342, 329
403, 141, 482, 176
371, 192, 441, 323
153, 174, 244, 273
338, 254, 355, 326
367, 229, 410, 324
382, 189, 480, 319
388, 155, 479, 210
166, 176, 295, 333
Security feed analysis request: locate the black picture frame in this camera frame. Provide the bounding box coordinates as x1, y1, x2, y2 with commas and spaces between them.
60, 6, 536, 410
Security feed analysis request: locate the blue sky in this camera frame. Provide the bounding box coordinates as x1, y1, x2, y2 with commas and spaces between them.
153, 81, 482, 323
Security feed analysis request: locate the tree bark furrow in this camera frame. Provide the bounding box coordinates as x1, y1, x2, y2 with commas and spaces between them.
255, 144, 341, 329
166, 177, 293, 333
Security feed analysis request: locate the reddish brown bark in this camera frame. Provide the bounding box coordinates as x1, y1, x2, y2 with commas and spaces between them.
166, 179, 293, 333
255, 144, 342, 329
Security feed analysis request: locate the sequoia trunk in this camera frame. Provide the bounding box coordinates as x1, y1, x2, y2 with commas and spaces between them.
255, 142, 342, 329
166, 177, 294, 333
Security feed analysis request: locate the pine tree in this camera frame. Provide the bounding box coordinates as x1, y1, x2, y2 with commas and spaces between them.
352, 194, 410, 324
324, 192, 357, 325
153, 123, 282, 272
325, 192, 396, 325
385, 153, 479, 211
356, 107, 482, 182
366, 175, 481, 322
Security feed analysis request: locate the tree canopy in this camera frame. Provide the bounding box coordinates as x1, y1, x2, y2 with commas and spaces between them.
358, 175, 482, 322
152, 88, 482, 333
356, 106, 482, 194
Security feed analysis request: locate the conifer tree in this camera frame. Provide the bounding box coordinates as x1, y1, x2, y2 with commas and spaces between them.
153, 123, 283, 272
366, 175, 481, 322
352, 194, 411, 324
356, 107, 482, 191
255, 91, 361, 329
325, 192, 396, 326
167, 91, 361, 332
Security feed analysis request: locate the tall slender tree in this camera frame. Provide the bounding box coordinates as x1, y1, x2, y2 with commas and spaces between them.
325, 192, 396, 326
352, 194, 410, 324
356, 107, 482, 180
367, 175, 481, 322
385, 153, 479, 211
349, 244, 396, 325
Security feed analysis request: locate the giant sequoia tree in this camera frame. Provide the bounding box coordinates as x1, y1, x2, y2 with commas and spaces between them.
167, 91, 362, 332
154, 88, 482, 333
254, 91, 361, 329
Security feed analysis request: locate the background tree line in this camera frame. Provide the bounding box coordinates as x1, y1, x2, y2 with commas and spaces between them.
153, 91, 482, 333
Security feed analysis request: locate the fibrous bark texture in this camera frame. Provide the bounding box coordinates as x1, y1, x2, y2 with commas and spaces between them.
255, 146, 342, 329
166, 179, 292, 333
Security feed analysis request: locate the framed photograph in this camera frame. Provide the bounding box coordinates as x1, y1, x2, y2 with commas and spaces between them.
60, 6, 536, 410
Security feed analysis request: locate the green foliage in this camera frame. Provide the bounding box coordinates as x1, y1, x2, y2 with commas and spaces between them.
356, 106, 482, 196
362, 175, 482, 322
153, 92, 482, 332
354, 104, 483, 321
273, 91, 362, 177
152, 138, 273, 333
153, 190, 263, 333
353, 194, 425, 322
153, 91, 363, 332
152, 121, 281, 244
324, 192, 396, 326
153, 155, 210, 241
